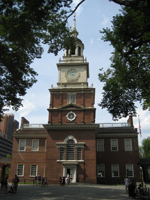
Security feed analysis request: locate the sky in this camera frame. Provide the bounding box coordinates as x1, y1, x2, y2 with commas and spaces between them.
5, 0, 150, 145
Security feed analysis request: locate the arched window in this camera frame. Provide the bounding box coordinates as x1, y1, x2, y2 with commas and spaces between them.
78, 46, 81, 56
67, 139, 75, 160
60, 147, 64, 160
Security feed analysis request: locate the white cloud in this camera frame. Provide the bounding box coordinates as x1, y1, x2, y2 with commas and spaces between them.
17, 99, 36, 117
90, 39, 93, 44
102, 15, 109, 26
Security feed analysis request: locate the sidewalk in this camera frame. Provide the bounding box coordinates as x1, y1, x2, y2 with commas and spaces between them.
0, 184, 134, 200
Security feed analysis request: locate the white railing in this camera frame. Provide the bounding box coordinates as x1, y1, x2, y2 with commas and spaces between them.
22, 123, 130, 129
99, 123, 130, 128
51, 85, 94, 89
22, 124, 44, 129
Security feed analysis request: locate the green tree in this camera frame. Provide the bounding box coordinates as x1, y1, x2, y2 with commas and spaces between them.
0, 0, 82, 120
139, 138, 150, 158
99, 0, 150, 120
6, 154, 11, 159
139, 146, 144, 158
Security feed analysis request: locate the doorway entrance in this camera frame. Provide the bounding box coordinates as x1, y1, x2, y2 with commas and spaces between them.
63, 164, 77, 183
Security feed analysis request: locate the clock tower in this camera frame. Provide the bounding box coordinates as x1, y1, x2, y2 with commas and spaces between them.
44, 16, 99, 184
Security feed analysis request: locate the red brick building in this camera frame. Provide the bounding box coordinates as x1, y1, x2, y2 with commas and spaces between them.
9, 18, 140, 184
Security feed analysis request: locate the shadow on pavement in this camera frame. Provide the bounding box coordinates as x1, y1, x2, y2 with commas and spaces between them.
0, 184, 133, 200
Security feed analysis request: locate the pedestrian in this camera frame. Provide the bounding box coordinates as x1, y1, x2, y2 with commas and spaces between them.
34, 176, 37, 185
124, 177, 130, 192
44, 177, 48, 186
38, 175, 41, 185
63, 176, 65, 185
13, 175, 19, 192
1, 178, 4, 193
4, 178, 8, 193
59, 177, 62, 185
67, 174, 70, 185
41, 177, 45, 186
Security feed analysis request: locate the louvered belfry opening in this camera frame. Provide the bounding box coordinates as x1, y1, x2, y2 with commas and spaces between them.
67, 139, 75, 160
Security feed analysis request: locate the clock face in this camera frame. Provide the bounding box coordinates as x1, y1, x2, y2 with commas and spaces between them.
67, 69, 78, 80
66, 111, 76, 121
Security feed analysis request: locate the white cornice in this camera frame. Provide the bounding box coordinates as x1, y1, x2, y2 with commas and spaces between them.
43, 124, 99, 131
97, 133, 138, 138
13, 133, 47, 138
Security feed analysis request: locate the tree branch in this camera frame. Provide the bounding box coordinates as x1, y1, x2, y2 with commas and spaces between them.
65, 0, 85, 22
109, 0, 131, 6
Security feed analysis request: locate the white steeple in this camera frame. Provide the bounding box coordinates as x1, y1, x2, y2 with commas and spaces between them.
72, 15, 79, 38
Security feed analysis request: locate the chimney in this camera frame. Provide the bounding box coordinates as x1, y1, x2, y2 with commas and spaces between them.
20, 117, 29, 128
127, 115, 133, 127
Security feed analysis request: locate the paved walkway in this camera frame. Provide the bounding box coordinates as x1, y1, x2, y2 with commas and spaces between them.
0, 184, 133, 200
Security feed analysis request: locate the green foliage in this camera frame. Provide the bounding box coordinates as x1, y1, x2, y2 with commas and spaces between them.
141, 138, 150, 158
99, 0, 150, 120
0, 0, 76, 120
6, 154, 11, 159
139, 146, 144, 158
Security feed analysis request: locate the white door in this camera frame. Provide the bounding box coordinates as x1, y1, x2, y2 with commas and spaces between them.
63, 165, 77, 183
70, 167, 76, 183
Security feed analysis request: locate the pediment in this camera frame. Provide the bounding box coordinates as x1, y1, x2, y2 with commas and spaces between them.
58, 103, 84, 110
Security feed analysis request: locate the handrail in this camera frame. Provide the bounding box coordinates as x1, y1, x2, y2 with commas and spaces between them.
99, 123, 130, 128
22, 124, 44, 128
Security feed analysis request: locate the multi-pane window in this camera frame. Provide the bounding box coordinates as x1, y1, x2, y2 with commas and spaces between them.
67, 139, 75, 160
111, 139, 118, 151
125, 139, 132, 151
19, 139, 26, 151
126, 164, 134, 177
97, 164, 105, 177
68, 93, 76, 104
60, 147, 64, 160
32, 139, 39, 151
112, 165, 119, 177
30, 165, 38, 177
17, 165, 24, 176
45, 139, 47, 151
97, 139, 104, 151
77, 147, 82, 160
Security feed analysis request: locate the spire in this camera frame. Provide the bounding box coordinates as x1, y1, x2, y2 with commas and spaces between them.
72, 14, 78, 38
73, 14, 76, 30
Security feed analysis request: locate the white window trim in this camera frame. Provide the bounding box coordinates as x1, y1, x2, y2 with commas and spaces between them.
30, 165, 38, 177
17, 164, 24, 177
18, 139, 26, 151
67, 93, 76, 104
111, 164, 120, 177
32, 139, 39, 151
111, 139, 118, 151
124, 139, 132, 151
60, 147, 64, 160
97, 164, 105, 177
126, 164, 134, 177
97, 139, 104, 151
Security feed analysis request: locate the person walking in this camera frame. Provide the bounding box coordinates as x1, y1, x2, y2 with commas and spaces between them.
1, 178, 4, 193
34, 176, 37, 185
124, 177, 130, 192
13, 175, 19, 192
38, 175, 41, 185
67, 174, 70, 185
44, 177, 48, 186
